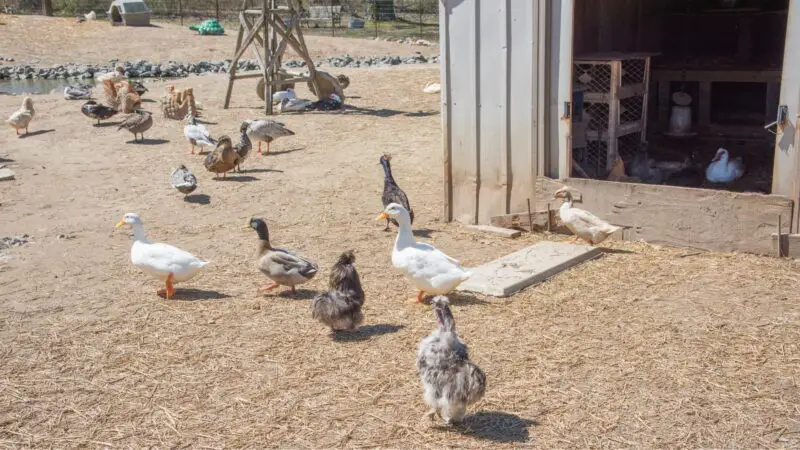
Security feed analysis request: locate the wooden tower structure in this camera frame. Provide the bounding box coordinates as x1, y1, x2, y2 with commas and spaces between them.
223, 0, 342, 114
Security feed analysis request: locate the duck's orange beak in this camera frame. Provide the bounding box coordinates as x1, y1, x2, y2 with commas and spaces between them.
375, 212, 389, 221
115, 219, 126, 228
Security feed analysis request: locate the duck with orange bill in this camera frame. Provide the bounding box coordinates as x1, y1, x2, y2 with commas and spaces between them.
377, 203, 471, 304
115, 213, 209, 300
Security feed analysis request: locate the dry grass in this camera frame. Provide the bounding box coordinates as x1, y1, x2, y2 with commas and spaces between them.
2, 62, 800, 448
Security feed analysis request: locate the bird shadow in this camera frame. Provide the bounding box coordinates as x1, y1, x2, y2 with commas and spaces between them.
183, 194, 210, 204
433, 291, 489, 307
196, 119, 218, 125
18, 129, 55, 138
141, 98, 157, 103
265, 288, 317, 300
343, 105, 438, 118
126, 138, 170, 145
331, 324, 405, 342
442, 411, 535, 443
163, 289, 231, 301
599, 247, 636, 255
239, 167, 284, 174
412, 228, 435, 238
93, 121, 121, 128
214, 175, 259, 182
268, 146, 306, 156
0, 156, 14, 163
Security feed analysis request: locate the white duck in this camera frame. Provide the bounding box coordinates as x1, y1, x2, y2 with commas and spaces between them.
277, 97, 314, 113
377, 203, 471, 303
705, 148, 744, 183
6, 96, 34, 135
115, 213, 209, 299
183, 114, 215, 154
272, 87, 296, 105
553, 187, 620, 245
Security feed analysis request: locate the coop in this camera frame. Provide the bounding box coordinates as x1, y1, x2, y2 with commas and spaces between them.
108, 0, 151, 26
439, 0, 800, 255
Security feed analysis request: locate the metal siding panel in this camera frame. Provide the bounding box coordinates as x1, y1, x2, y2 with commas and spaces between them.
446, 0, 479, 224
477, 0, 509, 223
508, 0, 536, 214
440, 0, 453, 221
772, 0, 800, 232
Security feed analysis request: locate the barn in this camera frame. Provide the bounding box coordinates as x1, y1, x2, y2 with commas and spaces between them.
438, 0, 800, 255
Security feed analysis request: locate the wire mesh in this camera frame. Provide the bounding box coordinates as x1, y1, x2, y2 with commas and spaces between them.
574, 62, 612, 94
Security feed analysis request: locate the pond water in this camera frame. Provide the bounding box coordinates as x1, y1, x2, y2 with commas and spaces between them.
0, 78, 89, 96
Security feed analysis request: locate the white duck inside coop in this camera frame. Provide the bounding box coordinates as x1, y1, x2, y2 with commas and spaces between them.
571, 54, 653, 178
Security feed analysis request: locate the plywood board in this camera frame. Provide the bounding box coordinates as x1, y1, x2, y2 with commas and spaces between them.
535, 177, 794, 255
457, 241, 602, 297
772, 233, 800, 258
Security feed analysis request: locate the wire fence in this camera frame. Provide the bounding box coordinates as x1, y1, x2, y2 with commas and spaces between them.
4, 0, 439, 41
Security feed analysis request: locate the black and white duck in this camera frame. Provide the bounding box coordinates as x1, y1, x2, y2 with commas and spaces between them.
170, 165, 197, 196
81, 100, 118, 125
380, 153, 414, 231
246, 217, 318, 296
63, 84, 92, 100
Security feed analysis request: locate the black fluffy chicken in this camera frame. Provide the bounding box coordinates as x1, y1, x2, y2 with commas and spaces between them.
311, 250, 365, 333
380, 154, 414, 231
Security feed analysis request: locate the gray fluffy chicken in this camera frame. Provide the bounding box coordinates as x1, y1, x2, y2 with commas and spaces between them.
417, 296, 486, 425
311, 250, 365, 333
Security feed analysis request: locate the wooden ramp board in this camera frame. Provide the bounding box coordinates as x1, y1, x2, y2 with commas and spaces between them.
457, 242, 602, 297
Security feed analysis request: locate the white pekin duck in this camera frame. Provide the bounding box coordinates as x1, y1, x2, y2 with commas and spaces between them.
377, 203, 471, 303
115, 213, 209, 299
705, 148, 744, 183
553, 187, 620, 245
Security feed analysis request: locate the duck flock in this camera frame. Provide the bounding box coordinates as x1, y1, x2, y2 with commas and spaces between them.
3, 68, 747, 427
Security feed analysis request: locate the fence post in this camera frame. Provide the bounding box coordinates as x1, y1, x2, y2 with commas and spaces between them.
178, 0, 183, 25
43, 0, 53, 16
215, 0, 220, 22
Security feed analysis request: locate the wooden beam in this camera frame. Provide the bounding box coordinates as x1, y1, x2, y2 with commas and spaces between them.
224, 17, 247, 109
535, 177, 793, 255
651, 69, 782, 83
772, 233, 800, 258
490, 210, 560, 232
698, 81, 711, 129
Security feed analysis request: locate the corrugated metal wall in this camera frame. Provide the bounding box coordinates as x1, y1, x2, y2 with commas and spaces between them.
440, 0, 552, 224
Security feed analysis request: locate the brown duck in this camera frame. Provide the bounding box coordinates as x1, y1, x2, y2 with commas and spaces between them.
204, 122, 249, 178
118, 110, 153, 143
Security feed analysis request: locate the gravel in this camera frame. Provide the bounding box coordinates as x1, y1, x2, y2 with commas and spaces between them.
0, 54, 440, 81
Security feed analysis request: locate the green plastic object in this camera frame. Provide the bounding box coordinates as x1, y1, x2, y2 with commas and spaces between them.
190, 19, 224, 36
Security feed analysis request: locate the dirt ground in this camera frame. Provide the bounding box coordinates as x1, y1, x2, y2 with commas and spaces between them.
2, 49, 800, 447
0, 15, 438, 67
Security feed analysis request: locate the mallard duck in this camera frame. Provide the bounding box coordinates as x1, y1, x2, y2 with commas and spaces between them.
131, 81, 148, 96
81, 100, 118, 124
311, 250, 364, 333
247, 217, 318, 295
63, 84, 92, 100
377, 203, 471, 303
244, 119, 294, 155
553, 187, 620, 245
272, 87, 296, 105
6, 96, 34, 135
705, 148, 745, 183
184, 114, 215, 154
204, 123, 249, 178
118, 109, 153, 143
170, 164, 197, 196
417, 296, 486, 425
115, 213, 209, 299
380, 154, 414, 231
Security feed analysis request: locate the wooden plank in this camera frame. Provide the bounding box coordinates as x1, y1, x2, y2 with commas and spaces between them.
440, 0, 453, 221
535, 177, 794, 255
583, 83, 645, 103
446, 0, 479, 224
651, 69, 782, 83
508, 0, 537, 214
606, 60, 621, 170
772, 0, 800, 231
586, 120, 642, 140
490, 210, 558, 232
465, 224, 522, 238
456, 242, 603, 297
536, 0, 547, 177
477, 0, 509, 223
224, 18, 246, 109
698, 81, 711, 129
640, 56, 651, 141
772, 233, 800, 258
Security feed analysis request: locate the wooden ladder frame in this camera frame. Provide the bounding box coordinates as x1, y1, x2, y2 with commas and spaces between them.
223, 0, 321, 114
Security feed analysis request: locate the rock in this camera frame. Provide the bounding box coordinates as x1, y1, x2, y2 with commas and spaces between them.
0, 234, 29, 250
